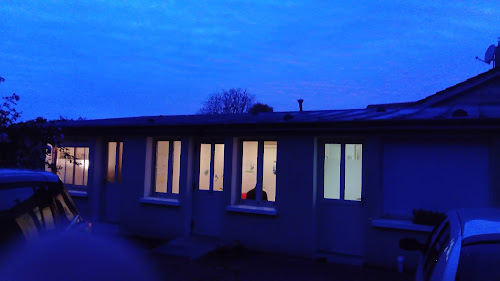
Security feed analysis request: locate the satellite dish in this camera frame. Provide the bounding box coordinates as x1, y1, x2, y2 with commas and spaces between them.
485, 44, 496, 64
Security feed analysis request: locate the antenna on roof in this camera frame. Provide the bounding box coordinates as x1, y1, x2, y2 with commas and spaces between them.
476, 38, 499, 69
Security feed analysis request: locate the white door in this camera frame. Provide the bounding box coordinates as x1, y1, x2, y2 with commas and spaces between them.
192, 142, 225, 237
102, 141, 123, 223
317, 142, 367, 257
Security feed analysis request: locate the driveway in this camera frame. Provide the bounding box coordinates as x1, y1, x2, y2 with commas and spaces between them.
91, 224, 412, 281
129, 237, 413, 281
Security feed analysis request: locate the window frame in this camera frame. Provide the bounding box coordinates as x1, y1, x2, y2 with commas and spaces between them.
51, 146, 90, 190
197, 140, 225, 193
151, 139, 182, 198
106, 141, 123, 183
319, 139, 364, 203
238, 138, 277, 206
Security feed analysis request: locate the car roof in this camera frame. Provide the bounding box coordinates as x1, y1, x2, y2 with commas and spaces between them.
454, 208, 500, 239
0, 169, 60, 185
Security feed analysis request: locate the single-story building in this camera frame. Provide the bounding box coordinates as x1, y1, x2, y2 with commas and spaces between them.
49, 68, 500, 270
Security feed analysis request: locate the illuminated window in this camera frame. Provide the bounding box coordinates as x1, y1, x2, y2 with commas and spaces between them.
241, 140, 277, 203
154, 140, 181, 195
45, 144, 54, 172
199, 143, 224, 191
56, 147, 90, 186
106, 142, 123, 183
324, 143, 362, 201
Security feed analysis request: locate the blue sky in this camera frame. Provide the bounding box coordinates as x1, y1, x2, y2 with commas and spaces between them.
0, 1, 498, 120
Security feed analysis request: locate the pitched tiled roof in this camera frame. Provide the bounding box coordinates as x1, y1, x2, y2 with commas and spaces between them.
413, 68, 500, 107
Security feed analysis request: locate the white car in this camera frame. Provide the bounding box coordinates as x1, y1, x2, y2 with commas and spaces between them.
400, 208, 500, 281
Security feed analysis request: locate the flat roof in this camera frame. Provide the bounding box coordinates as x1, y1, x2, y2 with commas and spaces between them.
53, 69, 500, 131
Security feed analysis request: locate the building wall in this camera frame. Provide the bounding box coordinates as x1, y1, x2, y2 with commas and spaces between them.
221, 136, 317, 257
119, 136, 186, 239
382, 138, 490, 217
106, 134, 318, 256
61, 130, 498, 271
365, 135, 493, 271
366, 227, 427, 271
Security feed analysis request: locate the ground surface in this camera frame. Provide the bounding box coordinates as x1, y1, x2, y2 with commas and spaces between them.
126, 235, 414, 281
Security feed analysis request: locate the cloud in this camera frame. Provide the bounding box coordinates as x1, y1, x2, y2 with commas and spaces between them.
1, 0, 499, 120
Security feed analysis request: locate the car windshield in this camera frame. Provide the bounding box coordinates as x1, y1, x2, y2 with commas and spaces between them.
456, 240, 500, 281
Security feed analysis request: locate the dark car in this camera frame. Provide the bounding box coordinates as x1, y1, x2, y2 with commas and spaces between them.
0, 169, 89, 252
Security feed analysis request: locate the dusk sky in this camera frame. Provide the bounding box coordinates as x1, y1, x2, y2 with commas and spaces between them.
1, 1, 499, 121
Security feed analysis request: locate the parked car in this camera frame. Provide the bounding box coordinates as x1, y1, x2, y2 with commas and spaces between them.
0, 169, 89, 252
400, 208, 500, 281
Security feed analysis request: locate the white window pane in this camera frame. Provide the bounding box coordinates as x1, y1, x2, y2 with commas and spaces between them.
45, 144, 53, 172
56, 153, 65, 182
263, 141, 277, 202
171, 141, 181, 194
84, 147, 89, 186
345, 144, 362, 201
241, 141, 258, 198
56, 147, 90, 186
213, 144, 224, 191
56, 148, 68, 184
155, 141, 169, 193
74, 147, 85, 186
324, 144, 341, 199
107, 142, 117, 182
199, 144, 211, 190
65, 148, 74, 185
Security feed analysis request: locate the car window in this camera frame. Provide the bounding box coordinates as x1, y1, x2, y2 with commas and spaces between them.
0, 187, 35, 212
423, 222, 451, 281
0, 181, 80, 246
456, 240, 500, 281
50, 184, 79, 228
0, 186, 37, 246
33, 184, 57, 231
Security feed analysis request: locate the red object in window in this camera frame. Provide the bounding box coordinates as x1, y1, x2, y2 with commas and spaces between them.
241, 193, 247, 199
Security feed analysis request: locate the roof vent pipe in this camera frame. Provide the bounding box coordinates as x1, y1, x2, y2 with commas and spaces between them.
297, 99, 304, 112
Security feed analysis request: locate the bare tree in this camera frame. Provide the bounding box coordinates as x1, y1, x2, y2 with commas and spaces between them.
199, 88, 256, 114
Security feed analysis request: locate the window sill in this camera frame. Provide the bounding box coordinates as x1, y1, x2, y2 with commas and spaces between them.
226, 205, 277, 216
372, 218, 433, 232
68, 190, 88, 198
140, 197, 180, 206
323, 198, 363, 205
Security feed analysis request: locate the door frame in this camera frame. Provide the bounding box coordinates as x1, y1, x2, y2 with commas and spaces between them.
315, 138, 367, 257
100, 140, 123, 223
191, 138, 226, 237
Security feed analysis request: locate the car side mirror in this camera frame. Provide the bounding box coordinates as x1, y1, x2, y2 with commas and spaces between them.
399, 238, 424, 252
